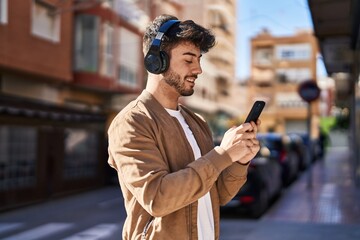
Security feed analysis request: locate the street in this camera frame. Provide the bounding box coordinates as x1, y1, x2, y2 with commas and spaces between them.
1, 146, 360, 240
0, 187, 125, 240
0, 186, 262, 240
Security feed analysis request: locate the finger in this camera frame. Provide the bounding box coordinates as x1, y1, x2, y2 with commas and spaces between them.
246, 121, 259, 133
246, 141, 255, 148
225, 126, 237, 135
249, 142, 260, 151
256, 119, 261, 126
235, 123, 252, 133
251, 121, 258, 133
232, 134, 251, 146
238, 137, 255, 146
248, 138, 259, 146
233, 136, 249, 146
240, 131, 256, 140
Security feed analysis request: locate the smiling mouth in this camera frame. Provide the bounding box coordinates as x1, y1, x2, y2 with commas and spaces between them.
185, 76, 197, 83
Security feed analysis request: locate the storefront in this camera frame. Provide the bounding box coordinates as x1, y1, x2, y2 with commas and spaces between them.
0, 94, 107, 211
308, 0, 360, 185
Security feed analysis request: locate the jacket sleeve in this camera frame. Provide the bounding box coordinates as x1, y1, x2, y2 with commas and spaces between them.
216, 159, 249, 206
200, 121, 249, 206
108, 111, 237, 217
191, 110, 250, 206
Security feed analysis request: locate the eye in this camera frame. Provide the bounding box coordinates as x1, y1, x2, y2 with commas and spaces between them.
185, 60, 192, 64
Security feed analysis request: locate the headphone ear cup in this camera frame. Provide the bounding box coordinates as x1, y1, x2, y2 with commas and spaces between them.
144, 51, 170, 74
144, 52, 163, 74
159, 51, 170, 73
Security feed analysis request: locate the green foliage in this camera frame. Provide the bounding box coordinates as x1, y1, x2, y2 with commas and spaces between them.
319, 117, 336, 134
319, 113, 349, 133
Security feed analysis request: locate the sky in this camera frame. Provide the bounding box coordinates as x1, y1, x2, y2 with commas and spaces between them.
236, 0, 327, 80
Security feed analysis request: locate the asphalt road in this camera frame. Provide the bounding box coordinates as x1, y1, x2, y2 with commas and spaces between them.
0, 187, 125, 240
0, 186, 257, 239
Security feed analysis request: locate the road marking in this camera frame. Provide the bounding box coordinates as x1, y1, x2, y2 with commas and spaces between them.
63, 224, 119, 240
2, 223, 73, 240
0, 223, 23, 234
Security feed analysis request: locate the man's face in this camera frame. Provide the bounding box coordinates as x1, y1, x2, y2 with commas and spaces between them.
163, 42, 202, 96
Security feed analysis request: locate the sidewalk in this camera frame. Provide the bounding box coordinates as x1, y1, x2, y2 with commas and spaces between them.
263, 146, 360, 224
221, 143, 360, 240
221, 219, 360, 240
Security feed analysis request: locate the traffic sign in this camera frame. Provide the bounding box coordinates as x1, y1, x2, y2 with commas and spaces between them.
298, 80, 320, 102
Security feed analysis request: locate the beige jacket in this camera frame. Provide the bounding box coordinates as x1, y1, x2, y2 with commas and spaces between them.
108, 90, 248, 240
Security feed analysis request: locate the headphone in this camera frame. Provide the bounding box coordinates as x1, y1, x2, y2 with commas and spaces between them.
144, 20, 180, 74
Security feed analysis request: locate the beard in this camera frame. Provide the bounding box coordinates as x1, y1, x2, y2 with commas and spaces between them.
163, 69, 195, 96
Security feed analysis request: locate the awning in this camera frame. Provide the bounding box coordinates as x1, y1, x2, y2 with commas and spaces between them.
0, 94, 106, 123
308, 0, 360, 75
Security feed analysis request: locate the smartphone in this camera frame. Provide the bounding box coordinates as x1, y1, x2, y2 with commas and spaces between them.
244, 100, 265, 123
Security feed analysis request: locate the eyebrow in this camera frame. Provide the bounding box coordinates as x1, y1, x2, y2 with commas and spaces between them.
183, 52, 202, 58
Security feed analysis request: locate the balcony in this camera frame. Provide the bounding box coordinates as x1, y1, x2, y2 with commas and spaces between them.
251, 68, 275, 86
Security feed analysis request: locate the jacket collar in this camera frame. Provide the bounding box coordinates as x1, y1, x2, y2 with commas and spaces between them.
139, 90, 188, 118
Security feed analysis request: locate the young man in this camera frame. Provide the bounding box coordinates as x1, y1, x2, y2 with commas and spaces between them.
107, 14, 261, 240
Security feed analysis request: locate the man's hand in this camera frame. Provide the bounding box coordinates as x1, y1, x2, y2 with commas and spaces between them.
219, 120, 261, 164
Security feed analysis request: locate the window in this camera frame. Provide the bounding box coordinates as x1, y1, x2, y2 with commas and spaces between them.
102, 23, 114, 76
209, 10, 229, 32
0, 126, 37, 191
74, 14, 99, 72
276, 68, 312, 83
276, 92, 307, 108
31, 0, 61, 42
0, 0, 8, 24
275, 44, 312, 61
119, 65, 136, 86
254, 47, 273, 65
63, 129, 98, 180
281, 50, 294, 59
118, 27, 140, 88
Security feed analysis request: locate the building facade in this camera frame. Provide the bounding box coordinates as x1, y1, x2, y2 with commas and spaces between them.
248, 29, 320, 136
0, 0, 145, 210
0, 0, 238, 210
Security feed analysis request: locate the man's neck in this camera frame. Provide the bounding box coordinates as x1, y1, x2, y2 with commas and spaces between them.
145, 77, 179, 110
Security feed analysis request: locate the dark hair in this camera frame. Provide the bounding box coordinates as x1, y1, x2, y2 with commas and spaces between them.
143, 14, 216, 55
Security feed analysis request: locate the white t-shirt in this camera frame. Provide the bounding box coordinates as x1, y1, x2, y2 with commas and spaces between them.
166, 108, 214, 240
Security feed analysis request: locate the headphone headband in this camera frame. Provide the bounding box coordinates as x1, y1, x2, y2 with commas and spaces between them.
151, 20, 180, 49
144, 19, 180, 74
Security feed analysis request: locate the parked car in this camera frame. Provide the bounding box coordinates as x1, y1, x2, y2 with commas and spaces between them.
221, 146, 282, 218
290, 132, 320, 163
287, 133, 311, 171
257, 133, 300, 186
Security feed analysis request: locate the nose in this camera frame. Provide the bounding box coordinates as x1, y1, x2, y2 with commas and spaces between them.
192, 61, 202, 75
